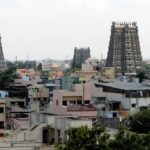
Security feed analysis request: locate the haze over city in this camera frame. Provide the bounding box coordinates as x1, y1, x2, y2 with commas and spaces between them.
0, 0, 150, 60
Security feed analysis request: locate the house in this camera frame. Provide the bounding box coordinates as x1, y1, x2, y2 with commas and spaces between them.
95, 81, 150, 121
28, 84, 50, 112
4, 97, 30, 130
0, 100, 6, 129
15, 69, 42, 86
49, 83, 97, 120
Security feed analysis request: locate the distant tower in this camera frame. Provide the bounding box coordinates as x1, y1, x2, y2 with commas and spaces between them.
106, 22, 143, 76
0, 36, 7, 72
72, 47, 91, 69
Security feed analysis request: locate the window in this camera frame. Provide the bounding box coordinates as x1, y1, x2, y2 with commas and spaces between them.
77, 101, 82, 105
85, 101, 90, 104
132, 104, 136, 108
0, 122, 4, 129
63, 101, 67, 106
56, 100, 58, 106
113, 112, 117, 118
0, 107, 4, 113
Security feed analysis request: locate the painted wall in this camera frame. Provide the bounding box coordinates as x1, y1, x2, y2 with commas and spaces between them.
0, 90, 8, 98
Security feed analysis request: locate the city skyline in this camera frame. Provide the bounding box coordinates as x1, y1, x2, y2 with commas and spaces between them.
0, 0, 150, 60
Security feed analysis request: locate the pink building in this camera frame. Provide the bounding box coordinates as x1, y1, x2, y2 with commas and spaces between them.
49, 84, 97, 120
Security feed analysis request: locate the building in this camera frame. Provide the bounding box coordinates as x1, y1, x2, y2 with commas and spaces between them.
28, 84, 50, 112
72, 47, 91, 69
15, 69, 42, 85
106, 22, 143, 76
29, 113, 92, 144
7, 84, 28, 99
0, 36, 7, 72
51, 76, 79, 90
4, 97, 30, 130
0, 100, 6, 129
82, 57, 101, 72
0, 90, 8, 98
49, 83, 97, 120
23, 61, 36, 69
95, 81, 150, 122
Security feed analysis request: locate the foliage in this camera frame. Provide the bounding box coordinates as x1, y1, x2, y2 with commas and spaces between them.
136, 71, 148, 83
0, 65, 17, 83
37, 63, 42, 71
57, 125, 150, 150
144, 64, 150, 71
58, 125, 110, 150
109, 127, 145, 150
130, 110, 150, 133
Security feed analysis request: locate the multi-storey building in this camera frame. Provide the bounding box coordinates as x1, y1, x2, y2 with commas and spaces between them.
49, 83, 97, 120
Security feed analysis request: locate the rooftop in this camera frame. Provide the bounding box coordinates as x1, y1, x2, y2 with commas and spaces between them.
95, 82, 150, 91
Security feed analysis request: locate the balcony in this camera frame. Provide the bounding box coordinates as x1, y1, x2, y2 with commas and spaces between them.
67, 104, 96, 112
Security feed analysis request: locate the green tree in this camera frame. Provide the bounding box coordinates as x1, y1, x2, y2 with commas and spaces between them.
37, 63, 42, 71
58, 125, 150, 150
130, 110, 150, 133
58, 125, 110, 150
109, 127, 145, 150
136, 71, 148, 83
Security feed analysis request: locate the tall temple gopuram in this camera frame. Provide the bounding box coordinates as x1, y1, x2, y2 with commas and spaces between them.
72, 47, 91, 69
106, 22, 143, 76
0, 35, 7, 72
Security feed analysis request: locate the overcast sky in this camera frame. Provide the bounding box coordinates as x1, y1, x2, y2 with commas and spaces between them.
0, 0, 150, 60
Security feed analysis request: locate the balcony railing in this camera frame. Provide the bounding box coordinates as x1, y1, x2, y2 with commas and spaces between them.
67, 104, 96, 112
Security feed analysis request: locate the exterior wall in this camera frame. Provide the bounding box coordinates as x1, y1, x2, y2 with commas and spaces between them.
30, 99, 40, 112
28, 85, 49, 98
75, 83, 92, 101
138, 98, 150, 107
0, 102, 6, 128
61, 76, 79, 90
48, 70, 64, 80
102, 111, 118, 118
66, 111, 97, 118
0, 148, 33, 150
75, 71, 97, 82
14, 77, 42, 85
105, 92, 124, 102
49, 88, 96, 118
16, 69, 27, 77
55, 117, 92, 130
49, 90, 67, 114
16, 69, 40, 77
121, 98, 130, 109
82, 63, 93, 71
0, 91, 8, 98
101, 67, 115, 79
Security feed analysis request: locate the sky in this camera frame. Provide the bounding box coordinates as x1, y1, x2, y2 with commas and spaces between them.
0, 0, 150, 61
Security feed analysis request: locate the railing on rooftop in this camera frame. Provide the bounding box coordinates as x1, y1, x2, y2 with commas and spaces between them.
67, 104, 96, 111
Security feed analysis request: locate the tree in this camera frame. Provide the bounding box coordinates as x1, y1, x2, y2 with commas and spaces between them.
109, 127, 145, 150
130, 110, 150, 133
37, 63, 42, 71
57, 125, 150, 150
136, 71, 148, 83
58, 125, 110, 150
